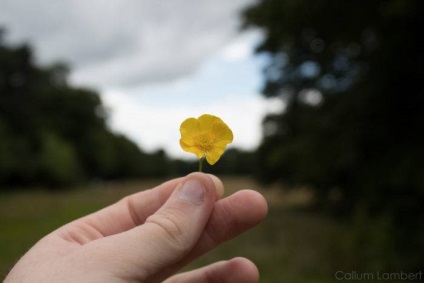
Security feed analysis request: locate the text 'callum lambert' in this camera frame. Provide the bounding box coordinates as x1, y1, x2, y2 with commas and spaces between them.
335, 270, 422, 281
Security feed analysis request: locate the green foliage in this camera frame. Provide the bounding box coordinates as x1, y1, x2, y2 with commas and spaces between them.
38, 133, 82, 186
243, 0, 424, 269
204, 148, 255, 175
0, 31, 174, 189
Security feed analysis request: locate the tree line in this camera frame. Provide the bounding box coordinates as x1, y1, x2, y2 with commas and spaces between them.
0, 32, 152, 188
0, 30, 253, 189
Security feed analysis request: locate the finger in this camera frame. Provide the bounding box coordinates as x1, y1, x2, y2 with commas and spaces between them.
91, 173, 217, 281
207, 173, 224, 198
163, 257, 259, 283
147, 189, 268, 282
57, 173, 223, 243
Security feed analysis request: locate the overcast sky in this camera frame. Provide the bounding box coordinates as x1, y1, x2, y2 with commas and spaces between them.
0, 0, 284, 159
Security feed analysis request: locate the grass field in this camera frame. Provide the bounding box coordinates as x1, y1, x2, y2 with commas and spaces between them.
0, 176, 408, 282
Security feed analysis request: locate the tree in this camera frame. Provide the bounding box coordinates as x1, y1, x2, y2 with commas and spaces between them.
0, 30, 153, 188
243, 0, 424, 269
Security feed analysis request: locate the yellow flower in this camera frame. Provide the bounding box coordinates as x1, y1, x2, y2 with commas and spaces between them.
179, 114, 233, 166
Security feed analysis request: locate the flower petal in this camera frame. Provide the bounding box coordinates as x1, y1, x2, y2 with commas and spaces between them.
205, 144, 227, 165
180, 117, 198, 145
179, 139, 204, 159
197, 114, 221, 132
211, 121, 233, 143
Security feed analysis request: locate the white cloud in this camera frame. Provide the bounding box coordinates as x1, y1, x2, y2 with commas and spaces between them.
0, 0, 257, 88
221, 29, 262, 62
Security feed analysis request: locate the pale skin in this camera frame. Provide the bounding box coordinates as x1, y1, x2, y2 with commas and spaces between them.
5, 173, 268, 283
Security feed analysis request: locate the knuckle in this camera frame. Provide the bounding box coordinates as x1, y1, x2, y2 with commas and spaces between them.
145, 208, 191, 254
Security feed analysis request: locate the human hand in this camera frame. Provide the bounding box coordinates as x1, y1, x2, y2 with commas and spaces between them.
5, 173, 268, 283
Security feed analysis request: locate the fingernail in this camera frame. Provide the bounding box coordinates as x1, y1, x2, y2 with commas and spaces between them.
178, 180, 205, 205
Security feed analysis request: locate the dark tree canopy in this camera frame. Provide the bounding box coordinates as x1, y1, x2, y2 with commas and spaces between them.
244, 0, 424, 208
243, 0, 424, 268
0, 31, 171, 188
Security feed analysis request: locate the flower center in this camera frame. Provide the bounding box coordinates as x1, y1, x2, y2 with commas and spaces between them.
196, 133, 214, 152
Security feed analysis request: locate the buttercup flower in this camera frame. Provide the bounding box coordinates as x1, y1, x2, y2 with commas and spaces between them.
180, 114, 233, 170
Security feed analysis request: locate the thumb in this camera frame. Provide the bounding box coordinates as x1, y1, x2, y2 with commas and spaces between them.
98, 173, 217, 281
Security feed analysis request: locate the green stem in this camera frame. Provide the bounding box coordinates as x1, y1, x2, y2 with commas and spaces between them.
199, 156, 204, 172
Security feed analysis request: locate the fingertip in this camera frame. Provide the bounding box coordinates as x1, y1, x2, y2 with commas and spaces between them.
163, 257, 259, 283
234, 190, 268, 224
207, 174, 224, 199
226, 257, 260, 283
186, 172, 224, 200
